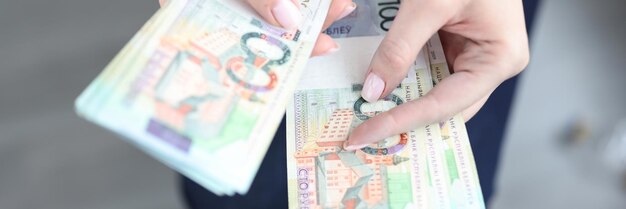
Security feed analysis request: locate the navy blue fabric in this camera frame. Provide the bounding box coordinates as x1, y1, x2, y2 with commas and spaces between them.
466, 0, 540, 202
181, 119, 289, 209
181, 0, 541, 208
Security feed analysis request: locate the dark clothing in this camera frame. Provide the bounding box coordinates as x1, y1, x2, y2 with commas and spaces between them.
181, 0, 541, 208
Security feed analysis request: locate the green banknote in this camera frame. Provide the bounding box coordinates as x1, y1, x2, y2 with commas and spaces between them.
287, 0, 486, 207
76, 0, 330, 195
426, 34, 485, 207
286, 36, 486, 208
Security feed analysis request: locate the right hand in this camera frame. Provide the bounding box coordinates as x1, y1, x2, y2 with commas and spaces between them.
345, 0, 530, 150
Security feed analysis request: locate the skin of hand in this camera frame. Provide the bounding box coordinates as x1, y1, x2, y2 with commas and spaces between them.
344, 0, 530, 150
159, 0, 356, 56
159, 0, 528, 151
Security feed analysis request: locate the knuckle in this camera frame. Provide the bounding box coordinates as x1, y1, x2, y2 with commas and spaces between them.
498, 41, 530, 79
517, 46, 530, 71
512, 48, 530, 76
377, 38, 413, 71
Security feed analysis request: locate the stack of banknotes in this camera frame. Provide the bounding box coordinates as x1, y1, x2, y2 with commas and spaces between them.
76, 0, 331, 195
76, 0, 486, 207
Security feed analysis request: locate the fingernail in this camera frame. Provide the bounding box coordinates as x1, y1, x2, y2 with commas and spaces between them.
272, 0, 302, 30
337, 2, 357, 20
319, 42, 340, 56
362, 72, 384, 103
343, 140, 368, 151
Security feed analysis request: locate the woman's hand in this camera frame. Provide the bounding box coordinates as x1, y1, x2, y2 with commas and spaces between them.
159, 0, 356, 56
344, 0, 530, 150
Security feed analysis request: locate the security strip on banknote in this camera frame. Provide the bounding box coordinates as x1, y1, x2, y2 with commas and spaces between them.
75, 0, 331, 195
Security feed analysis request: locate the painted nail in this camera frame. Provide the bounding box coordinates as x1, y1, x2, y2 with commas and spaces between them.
272, 0, 302, 30
361, 72, 384, 103
337, 2, 357, 20
318, 43, 340, 56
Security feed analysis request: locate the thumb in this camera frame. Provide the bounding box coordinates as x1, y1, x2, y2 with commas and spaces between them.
361, 1, 452, 103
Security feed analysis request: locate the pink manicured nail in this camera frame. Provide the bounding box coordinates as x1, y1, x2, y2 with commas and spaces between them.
272, 0, 302, 30
337, 2, 357, 20
362, 72, 384, 103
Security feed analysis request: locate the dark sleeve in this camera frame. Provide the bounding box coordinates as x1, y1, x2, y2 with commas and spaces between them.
466, 0, 541, 203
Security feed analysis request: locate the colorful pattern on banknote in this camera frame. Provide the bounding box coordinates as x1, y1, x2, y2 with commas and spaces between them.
322, 2, 487, 206
76, 0, 330, 194
290, 85, 419, 209
128, 1, 300, 151
287, 34, 486, 208
288, 50, 462, 208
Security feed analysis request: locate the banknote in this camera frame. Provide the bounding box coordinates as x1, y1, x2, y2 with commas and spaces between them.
287, 35, 484, 209
287, 0, 485, 208
76, 0, 331, 195
426, 34, 486, 208
323, 0, 401, 38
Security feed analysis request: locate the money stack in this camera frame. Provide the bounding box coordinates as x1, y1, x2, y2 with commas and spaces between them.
75, 0, 330, 195
76, 0, 487, 206
286, 0, 486, 208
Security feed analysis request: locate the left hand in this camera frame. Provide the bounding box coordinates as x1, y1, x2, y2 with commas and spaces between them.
159, 0, 356, 56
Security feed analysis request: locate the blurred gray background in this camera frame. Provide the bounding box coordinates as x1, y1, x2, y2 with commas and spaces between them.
0, 0, 625, 209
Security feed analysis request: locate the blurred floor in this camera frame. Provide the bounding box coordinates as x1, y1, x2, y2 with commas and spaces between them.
0, 1, 184, 209
491, 0, 626, 208
0, 0, 625, 209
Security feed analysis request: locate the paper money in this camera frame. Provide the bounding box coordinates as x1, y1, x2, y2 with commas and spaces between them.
287, 36, 432, 208
323, 0, 401, 38
286, 8, 486, 208
321, 3, 484, 207
75, 0, 330, 195
426, 34, 485, 208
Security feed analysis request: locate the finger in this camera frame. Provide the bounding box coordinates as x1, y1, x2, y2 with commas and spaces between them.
335, 1, 357, 20
321, 0, 356, 30
462, 93, 490, 122
441, 31, 491, 123
159, 0, 167, 7
311, 33, 339, 57
246, 0, 302, 30
346, 58, 501, 150
439, 30, 467, 72
360, 1, 457, 103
